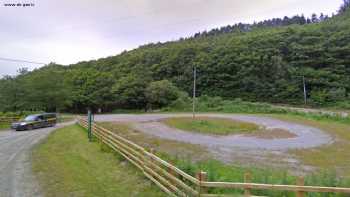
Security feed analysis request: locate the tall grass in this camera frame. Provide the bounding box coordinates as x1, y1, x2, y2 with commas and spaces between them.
158, 154, 350, 197
164, 96, 350, 124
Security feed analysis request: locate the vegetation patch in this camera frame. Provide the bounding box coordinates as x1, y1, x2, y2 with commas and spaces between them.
57, 114, 75, 123
244, 128, 298, 139
265, 114, 350, 179
100, 122, 210, 162
0, 123, 9, 130
2, 6, 350, 113
101, 121, 350, 196
32, 125, 165, 197
162, 117, 259, 135
163, 157, 350, 197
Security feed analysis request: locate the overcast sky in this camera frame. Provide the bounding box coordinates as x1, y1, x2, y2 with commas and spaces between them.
0, 0, 344, 76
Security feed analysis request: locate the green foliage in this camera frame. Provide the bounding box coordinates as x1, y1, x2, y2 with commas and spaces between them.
163, 117, 259, 135
168, 91, 192, 110
0, 111, 43, 118
0, 123, 10, 130
339, 0, 350, 14
334, 101, 350, 109
145, 80, 183, 109
0, 64, 70, 112
165, 96, 288, 114
1, 9, 350, 112
112, 74, 149, 110
159, 155, 350, 197
165, 95, 350, 125
67, 68, 115, 112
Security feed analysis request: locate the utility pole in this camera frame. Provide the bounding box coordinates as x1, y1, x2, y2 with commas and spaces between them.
303, 76, 307, 105
192, 67, 197, 119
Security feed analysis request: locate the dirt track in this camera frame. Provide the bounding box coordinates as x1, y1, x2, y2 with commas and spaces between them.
94, 113, 332, 150
0, 122, 73, 197
94, 113, 333, 172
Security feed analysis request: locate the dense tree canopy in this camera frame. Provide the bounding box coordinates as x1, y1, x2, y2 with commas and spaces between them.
145, 80, 183, 109
1, 3, 350, 112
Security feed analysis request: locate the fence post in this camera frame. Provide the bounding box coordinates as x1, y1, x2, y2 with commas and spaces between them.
196, 171, 207, 197
88, 109, 92, 142
168, 163, 176, 185
149, 148, 155, 168
296, 177, 305, 197
244, 172, 252, 197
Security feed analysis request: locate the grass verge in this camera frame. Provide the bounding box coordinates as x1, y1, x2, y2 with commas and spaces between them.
165, 157, 350, 197
32, 125, 165, 197
0, 123, 9, 130
162, 117, 259, 135
57, 114, 75, 123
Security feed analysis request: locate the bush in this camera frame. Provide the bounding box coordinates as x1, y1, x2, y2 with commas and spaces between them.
169, 91, 191, 110
163, 96, 350, 124
0, 111, 44, 118
310, 89, 328, 106
334, 101, 350, 109
145, 80, 186, 109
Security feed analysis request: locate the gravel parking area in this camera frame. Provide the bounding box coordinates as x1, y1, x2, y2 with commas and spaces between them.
94, 113, 333, 150
94, 113, 333, 172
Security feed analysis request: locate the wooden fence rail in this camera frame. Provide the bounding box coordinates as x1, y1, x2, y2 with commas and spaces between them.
77, 117, 350, 197
0, 117, 20, 123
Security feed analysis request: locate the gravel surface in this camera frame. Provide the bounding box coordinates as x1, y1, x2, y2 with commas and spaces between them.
0, 122, 74, 197
94, 113, 333, 150
94, 113, 333, 171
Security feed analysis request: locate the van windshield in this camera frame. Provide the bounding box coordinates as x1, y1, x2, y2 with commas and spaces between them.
24, 115, 37, 121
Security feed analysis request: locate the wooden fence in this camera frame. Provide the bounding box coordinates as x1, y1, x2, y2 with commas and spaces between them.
0, 117, 20, 123
77, 117, 350, 197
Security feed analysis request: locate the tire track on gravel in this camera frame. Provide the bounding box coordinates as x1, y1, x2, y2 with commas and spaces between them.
0, 122, 74, 197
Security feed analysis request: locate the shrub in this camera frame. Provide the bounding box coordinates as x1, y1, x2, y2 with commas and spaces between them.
145, 80, 186, 109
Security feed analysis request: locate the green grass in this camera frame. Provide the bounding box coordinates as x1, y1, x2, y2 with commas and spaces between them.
164, 96, 350, 124
162, 157, 350, 197
162, 117, 259, 135
0, 123, 9, 130
101, 122, 211, 163
57, 114, 75, 123
32, 125, 165, 197
100, 121, 350, 196
265, 114, 350, 179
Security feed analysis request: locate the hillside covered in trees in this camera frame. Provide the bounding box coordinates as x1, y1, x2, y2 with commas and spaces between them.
1, 1, 350, 112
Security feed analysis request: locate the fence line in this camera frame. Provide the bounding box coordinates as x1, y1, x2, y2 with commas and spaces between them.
77, 117, 350, 197
0, 117, 20, 123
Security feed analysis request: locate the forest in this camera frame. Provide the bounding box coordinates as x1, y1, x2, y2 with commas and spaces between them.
0, 1, 350, 113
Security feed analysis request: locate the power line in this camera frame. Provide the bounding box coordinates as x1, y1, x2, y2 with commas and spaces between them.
0, 57, 46, 65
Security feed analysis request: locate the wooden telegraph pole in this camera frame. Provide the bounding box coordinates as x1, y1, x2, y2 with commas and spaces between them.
303, 76, 307, 105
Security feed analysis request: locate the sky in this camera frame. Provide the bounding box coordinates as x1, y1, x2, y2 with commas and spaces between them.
0, 0, 344, 76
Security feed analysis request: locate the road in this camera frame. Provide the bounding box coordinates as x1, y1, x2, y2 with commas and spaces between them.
0, 122, 73, 197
